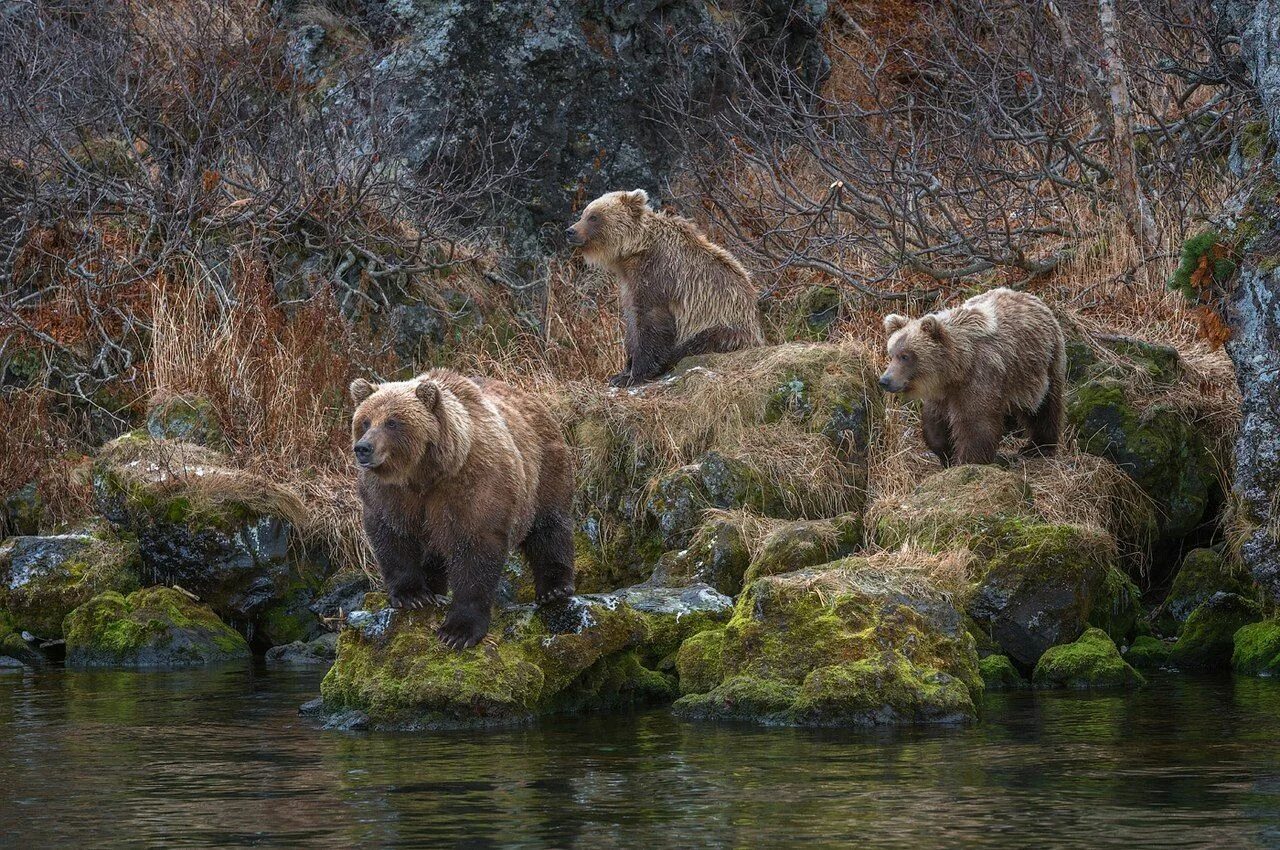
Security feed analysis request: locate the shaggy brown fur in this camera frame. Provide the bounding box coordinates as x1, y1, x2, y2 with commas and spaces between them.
350, 369, 575, 649
567, 189, 764, 386
879, 288, 1066, 466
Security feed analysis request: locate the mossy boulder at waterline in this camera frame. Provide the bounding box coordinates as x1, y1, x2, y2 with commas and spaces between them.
64, 587, 251, 667
92, 435, 331, 641
672, 557, 983, 728
0, 611, 42, 667
742, 515, 863, 585
319, 585, 731, 729
979, 655, 1028, 690
1231, 620, 1280, 676
1032, 628, 1145, 690
1124, 636, 1174, 669
265, 632, 338, 667
1169, 592, 1262, 669
1163, 548, 1254, 626
570, 343, 881, 590
0, 528, 140, 637
1067, 377, 1218, 540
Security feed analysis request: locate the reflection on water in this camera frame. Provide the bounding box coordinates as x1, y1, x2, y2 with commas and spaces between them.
2, 666, 1279, 849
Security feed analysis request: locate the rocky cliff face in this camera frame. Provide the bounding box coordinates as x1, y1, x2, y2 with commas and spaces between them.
1214, 0, 1280, 602
277, 0, 828, 252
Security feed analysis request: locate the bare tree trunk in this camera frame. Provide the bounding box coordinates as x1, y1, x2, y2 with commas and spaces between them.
1097, 0, 1160, 254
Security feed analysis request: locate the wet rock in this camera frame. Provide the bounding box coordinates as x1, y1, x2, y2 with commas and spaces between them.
602, 581, 734, 662
145, 396, 224, 448
655, 516, 751, 596
673, 556, 983, 727
1163, 548, 1253, 627
309, 574, 372, 621
0, 655, 27, 673
978, 655, 1028, 690
0, 528, 140, 637
1231, 619, 1280, 676
1169, 592, 1262, 669
1124, 635, 1174, 670
1067, 378, 1218, 540
266, 632, 338, 667
0, 611, 42, 666
1033, 628, 1145, 690
64, 586, 251, 668
318, 594, 673, 729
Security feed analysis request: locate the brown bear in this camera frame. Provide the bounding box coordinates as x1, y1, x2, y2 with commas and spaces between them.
879, 287, 1066, 466
349, 369, 575, 649
566, 189, 764, 387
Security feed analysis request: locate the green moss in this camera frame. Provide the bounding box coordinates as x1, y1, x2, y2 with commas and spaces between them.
145, 396, 224, 448
672, 558, 982, 727
64, 586, 250, 667
1231, 620, 1280, 676
1170, 593, 1262, 670
1032, 628, 1145, 690
742, 514, 862, 586
554, 651, 675, 713
1164, 548, 1252, 626
657, 515, 750, 595
0, 530, 142, 637
1124, 635, 1173, 670
979, 654, 1028, 690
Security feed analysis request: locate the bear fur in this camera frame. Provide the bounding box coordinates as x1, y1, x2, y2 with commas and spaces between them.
349, 369, 575, 649
879, 288, 1066, 466
567, 189, 763, 386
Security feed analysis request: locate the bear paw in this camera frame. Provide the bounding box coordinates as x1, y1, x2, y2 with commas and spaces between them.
536, 586, 575, 605
437, 608, 490, 650
607, 371, 635, 388
389, 590, 449, 610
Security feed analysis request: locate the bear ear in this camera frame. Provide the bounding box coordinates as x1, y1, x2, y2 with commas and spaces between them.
622, 189, 650, 212
349, 378, 375, 405
883, 314, 909, 335
415, 380, 441, 411
919, 315, 946, 340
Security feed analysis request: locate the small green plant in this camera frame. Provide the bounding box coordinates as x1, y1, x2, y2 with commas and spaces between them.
1168, 230, 1235, 301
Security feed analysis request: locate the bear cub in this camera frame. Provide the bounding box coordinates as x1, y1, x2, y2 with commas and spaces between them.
879, 287, 1066, 466
566, 189, 763, 387
350, 369, 575, 649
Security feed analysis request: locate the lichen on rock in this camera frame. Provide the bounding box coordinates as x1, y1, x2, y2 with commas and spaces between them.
1032, 628, 1145, 690
64, 586, 251, 667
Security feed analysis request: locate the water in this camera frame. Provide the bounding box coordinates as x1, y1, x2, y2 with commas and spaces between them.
2, 666, 1279, 849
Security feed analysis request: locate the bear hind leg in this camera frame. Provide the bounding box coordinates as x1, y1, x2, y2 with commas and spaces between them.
522, 510, 576, 604
668, 325, 753, 363
1021, 370, 1064, 458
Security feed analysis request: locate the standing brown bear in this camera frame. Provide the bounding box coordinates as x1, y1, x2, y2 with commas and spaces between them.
349, 369, 575, 649
566, 189, 764, 387
879, 287, 1066, 466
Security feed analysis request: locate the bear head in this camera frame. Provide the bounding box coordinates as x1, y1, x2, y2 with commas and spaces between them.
350, 377, 460, 483
565, 189, 651, 266
879, 313, 952, 400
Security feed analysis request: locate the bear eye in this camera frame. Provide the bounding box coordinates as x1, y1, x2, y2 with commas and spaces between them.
588, 213, 599, 223
385, 418, 399, 430
360, 419, 370, 432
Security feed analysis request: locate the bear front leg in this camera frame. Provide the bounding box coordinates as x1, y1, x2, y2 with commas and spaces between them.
522, 510, 576, 604
438, 533, 506, 650
365, 519, 430, 609
949, 398, 1004, 466
921, 403, 955, 466
616, 307, 677, 385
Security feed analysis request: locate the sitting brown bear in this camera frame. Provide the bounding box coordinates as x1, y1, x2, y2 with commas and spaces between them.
566, 189, 764, 386
879, 287, 1066, 466
349, 369, 575, 649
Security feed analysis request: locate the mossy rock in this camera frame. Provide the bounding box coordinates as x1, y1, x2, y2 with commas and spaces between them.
655, 515, 751, 595
1169, 592, 1262, 670
319, 595, 675, 729
2, 482, 44, 536
265, 632, 338, 667
145, 396, 225, 448
978, 654, 1028, 690
606, 582, 734, 665
1067, 378, 1217, 540
1033, 628, 1145, 690
742, 514, 863, 586
0, 610, 42, 666
773, 285, 842, 341
672, 556, 982, 727
872, 465, 1034, 555
1231, 620, 1280, 676
0, 528, 141, 637
1163, 548, 1253, 626
64, 587, 251, 668
1124, 635, 1174, 669
967, 522, 1140, 666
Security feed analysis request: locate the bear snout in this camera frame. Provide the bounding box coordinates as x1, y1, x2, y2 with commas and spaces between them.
565, 226, 585, 246
878, 373, 900, 393
353, 440, 376, 466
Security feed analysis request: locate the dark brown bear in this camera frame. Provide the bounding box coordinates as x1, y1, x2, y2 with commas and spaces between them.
879, 287, 1066, 466
349, 369, 575, 649
566, 189, 764, 387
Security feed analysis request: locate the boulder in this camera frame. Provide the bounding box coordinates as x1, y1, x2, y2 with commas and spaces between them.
873, 465, 1034, 555
1163, 548, 1253, 626
1032, 628, 1145, 690
742, 515, 863, 585
1124, 635, 1174, 670
145, 395, 224, 447
266, 632, 338, 667
1231, 620, 1280, 676
655, 515, 751, 595
2, 481, 43, 536
64, 587, 251, 668
0, 611, 42, 666
979, 654, 1028, 690
0, 528, 140, 637
1169, 592, 1262, 669
672, 556, 983, 727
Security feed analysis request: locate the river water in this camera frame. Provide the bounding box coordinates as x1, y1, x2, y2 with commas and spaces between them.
2, 665, 1279, 849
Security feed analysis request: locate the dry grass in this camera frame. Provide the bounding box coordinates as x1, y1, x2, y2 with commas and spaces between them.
772, 548, 977, 605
